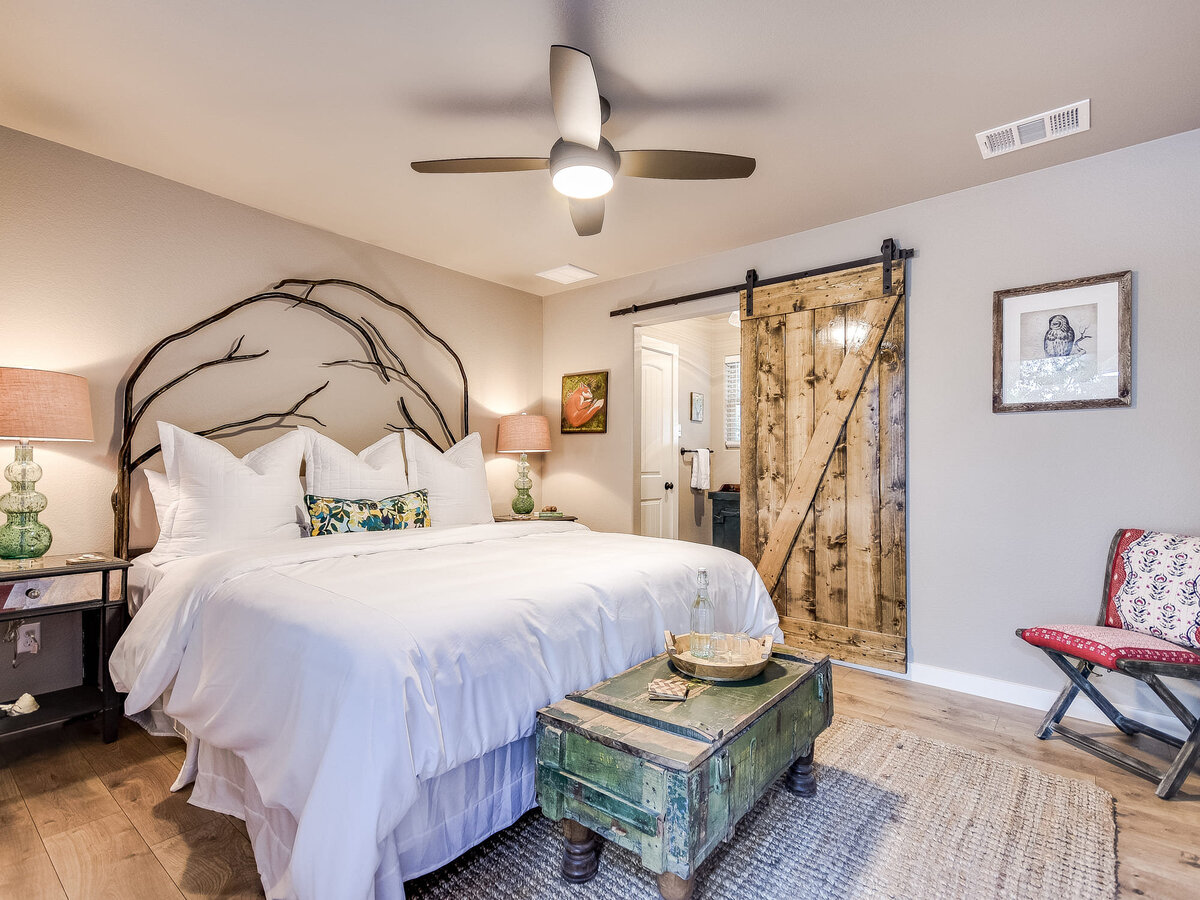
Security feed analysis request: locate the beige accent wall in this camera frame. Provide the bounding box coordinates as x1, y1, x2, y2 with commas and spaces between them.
543, 128, 1200, 712
0, 125, 543, 557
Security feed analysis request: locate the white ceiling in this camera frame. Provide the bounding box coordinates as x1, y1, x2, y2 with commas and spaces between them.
2, 2, 1199, 296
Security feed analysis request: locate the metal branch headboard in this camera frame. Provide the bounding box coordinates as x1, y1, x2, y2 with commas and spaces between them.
112, 278, 469, 558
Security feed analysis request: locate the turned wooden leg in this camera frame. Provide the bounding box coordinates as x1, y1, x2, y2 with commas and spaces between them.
561, 819, 600, 883
657, 872, 696, 900
785, 743, 817, 796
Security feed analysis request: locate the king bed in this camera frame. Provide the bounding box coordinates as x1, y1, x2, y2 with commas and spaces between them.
107, 279, 780, 900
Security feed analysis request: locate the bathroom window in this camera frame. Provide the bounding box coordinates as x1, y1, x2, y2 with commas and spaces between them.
724, 355, 740, 448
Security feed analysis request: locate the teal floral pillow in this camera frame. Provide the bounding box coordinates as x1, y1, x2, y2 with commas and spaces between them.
305, 489, 430, 536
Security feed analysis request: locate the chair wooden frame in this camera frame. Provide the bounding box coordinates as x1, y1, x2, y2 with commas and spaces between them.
1017, 530, 1200, 799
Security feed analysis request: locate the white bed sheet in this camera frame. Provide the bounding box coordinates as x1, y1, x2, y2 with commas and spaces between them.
126, 555, 166, 615
111, 522, 780, 900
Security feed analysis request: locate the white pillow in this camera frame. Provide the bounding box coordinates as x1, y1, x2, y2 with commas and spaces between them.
144, 422, 306, 562
403, 431, 493, 527
144, 469, 172, 537
300, 427, 409, 500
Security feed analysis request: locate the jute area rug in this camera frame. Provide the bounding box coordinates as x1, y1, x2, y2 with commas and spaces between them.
408, 716, 1116, 900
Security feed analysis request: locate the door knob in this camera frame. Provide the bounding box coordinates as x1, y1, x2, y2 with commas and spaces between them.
665, 481, 675, 490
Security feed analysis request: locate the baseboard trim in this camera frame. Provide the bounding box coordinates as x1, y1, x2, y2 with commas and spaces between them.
835, 658, 1188, 740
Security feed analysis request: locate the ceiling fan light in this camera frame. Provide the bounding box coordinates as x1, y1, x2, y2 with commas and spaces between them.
552, 165, 614, 199
549, 138, 619, 200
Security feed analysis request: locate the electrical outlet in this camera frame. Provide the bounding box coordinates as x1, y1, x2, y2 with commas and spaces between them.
16, 623, 40, 654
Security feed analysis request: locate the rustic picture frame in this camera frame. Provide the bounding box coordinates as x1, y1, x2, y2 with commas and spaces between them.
993, 270, 1132, 413
690, 391, 704, 423
560, 370, 609, 434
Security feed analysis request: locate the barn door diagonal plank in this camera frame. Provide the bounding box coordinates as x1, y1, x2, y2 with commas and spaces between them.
754, 290, 900, 594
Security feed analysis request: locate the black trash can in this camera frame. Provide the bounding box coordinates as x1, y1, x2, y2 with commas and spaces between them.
708, 489, 741, 554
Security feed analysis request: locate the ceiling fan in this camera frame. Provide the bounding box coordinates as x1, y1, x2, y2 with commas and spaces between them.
411, 45, 756, 236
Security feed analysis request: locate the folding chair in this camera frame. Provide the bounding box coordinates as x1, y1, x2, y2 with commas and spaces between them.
1017, 528, 1200, 798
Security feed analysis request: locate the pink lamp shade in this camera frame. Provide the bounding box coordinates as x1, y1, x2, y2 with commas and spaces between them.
496, 414, 551, 453
0, 367, 94, 442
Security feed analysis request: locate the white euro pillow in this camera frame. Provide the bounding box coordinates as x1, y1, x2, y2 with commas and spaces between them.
144, 422, 306, 563
403, 431, 493, 527
300, 427, 409, 500
144, 469, 171, 530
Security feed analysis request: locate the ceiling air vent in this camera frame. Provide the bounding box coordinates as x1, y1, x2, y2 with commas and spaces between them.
976, 99, 1090, 159
535, 263, 598, 285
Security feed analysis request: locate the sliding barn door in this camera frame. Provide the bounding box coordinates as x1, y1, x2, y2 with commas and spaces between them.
740, 261, 907, 671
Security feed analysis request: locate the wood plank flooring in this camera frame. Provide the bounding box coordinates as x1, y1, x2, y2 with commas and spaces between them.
1, 665, 1196, 899
0, 717, 259, 900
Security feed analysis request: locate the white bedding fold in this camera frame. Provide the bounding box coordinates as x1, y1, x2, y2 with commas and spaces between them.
110, 522, 779, 900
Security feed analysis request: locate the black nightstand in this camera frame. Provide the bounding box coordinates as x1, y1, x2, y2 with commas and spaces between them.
0, 553, 131, 743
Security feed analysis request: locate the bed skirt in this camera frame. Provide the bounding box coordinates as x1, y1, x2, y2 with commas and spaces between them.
184, 735, 537, 899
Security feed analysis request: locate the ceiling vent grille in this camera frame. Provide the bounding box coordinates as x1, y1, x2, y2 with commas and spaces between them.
976, 100, 1090, 159
535, 263, 598, 285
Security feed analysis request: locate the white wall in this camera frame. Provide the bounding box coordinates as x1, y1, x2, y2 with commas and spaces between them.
543, 129, 1200, 713
0, 126, 543, 558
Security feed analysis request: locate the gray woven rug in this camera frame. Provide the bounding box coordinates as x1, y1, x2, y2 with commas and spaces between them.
407, 717, 1116, 900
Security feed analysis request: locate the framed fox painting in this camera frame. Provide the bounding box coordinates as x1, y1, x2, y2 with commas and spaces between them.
561, 370, 609, 434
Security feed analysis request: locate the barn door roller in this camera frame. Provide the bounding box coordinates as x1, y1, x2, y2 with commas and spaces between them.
881, 237, 901, 296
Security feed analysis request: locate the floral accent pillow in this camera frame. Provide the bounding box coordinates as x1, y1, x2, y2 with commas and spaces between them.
1113, 530, 1200, 649
305, 489, 430, 536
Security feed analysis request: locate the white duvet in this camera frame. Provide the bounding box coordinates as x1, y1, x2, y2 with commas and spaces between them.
110, 522, 779, 900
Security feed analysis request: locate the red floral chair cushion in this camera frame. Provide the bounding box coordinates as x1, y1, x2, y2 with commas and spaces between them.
1020, 624, 1200, 670
1104, 529, 1200, 648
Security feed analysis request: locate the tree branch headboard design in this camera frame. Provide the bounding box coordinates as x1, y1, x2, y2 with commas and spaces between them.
112, 277, 469, 558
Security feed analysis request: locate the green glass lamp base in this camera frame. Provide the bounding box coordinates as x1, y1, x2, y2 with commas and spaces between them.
511, 490, 535, 516
0, 442, 53, 560
510, 451, 536, 517
0, 515, 51, 560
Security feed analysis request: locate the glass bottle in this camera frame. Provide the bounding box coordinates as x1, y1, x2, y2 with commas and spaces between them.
690, 568, 715, 659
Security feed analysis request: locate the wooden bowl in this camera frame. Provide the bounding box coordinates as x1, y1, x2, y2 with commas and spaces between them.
663, 631, 774, 682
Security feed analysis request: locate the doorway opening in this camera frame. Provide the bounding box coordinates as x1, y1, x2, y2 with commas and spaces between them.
634, 308, 741, 546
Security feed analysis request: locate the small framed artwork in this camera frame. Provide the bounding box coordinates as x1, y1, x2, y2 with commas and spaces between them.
561, 370, 609, 434
993, 271, 1132, 413
690, 392, 705, 423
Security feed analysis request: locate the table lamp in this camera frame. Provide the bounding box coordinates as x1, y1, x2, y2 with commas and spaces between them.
0, 367, 94, 559
496, 413, 551, 517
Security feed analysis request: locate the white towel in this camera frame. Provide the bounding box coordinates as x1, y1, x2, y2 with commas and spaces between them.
690, 448, 711, 491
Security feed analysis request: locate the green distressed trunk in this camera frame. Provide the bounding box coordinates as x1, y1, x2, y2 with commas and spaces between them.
536, 646, 832, 881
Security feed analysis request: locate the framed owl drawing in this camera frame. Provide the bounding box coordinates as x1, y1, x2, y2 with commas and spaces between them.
993, 270, 1132, 412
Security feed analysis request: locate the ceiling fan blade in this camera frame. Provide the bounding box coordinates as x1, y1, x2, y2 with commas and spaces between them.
618, 150, 756, 180
550, 45, 602, 150
569, 197, 604, 236
411, 157, 549, 174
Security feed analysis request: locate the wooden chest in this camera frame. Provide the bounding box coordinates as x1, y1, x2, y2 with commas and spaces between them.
535, 646, 832, 899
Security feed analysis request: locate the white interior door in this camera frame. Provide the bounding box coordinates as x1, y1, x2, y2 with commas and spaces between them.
638, 335, 679, 539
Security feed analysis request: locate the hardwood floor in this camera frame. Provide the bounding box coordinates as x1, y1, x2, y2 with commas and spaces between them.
0, 718, 259, 899
0, 665, 1196, 899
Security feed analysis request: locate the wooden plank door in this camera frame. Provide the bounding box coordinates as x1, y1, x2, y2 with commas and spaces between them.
740, 261, 907, 671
